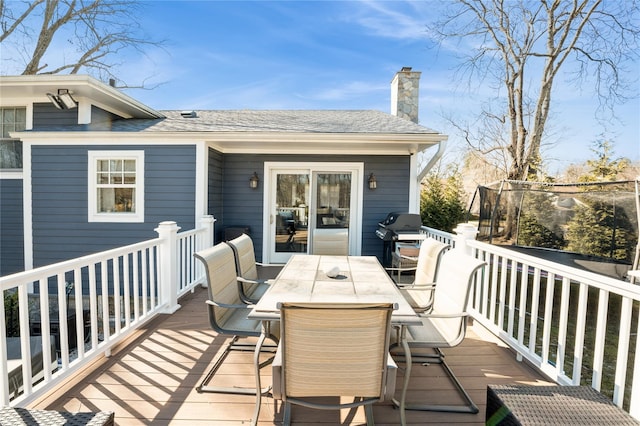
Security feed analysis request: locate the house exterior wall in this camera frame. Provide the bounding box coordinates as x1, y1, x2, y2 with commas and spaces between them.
0, 178, 24, 275
216, 153, 411, 262
31, 144, 196, 267
33, 103, 78, 127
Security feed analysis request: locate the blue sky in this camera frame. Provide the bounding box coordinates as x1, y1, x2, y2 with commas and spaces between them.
9, 0, 640, 174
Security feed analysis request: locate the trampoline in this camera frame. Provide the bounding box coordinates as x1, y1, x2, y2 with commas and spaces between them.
469, 179, 640, 281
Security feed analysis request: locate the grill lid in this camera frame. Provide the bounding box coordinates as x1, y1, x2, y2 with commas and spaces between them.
378, 212, 422, 231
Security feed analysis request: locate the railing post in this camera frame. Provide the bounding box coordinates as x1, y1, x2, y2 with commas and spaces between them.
196, 215, 216, 288
199, 215, 215, 250
453, 223, 478, 256
155, 221, 181, 314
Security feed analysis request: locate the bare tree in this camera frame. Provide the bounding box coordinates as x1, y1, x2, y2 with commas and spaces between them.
431, 0, 639, 181
1, 0, 162, 85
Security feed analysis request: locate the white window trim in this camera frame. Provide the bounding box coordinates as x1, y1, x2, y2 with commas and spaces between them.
88, 150, 144, 223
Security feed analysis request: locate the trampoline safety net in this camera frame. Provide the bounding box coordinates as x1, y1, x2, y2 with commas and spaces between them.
470, 179, 640, 278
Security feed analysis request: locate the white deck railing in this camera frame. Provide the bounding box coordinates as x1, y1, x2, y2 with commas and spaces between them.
0, 216, 214, 406
422, 224, 639, 420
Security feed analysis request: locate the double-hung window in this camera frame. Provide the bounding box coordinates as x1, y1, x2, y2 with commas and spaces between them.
0, 107, 26, 170
88, 151, 144, 222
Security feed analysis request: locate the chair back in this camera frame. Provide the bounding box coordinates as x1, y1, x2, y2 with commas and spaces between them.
278, 302, 394, 399
227, 233, 259, 280
194, 243, 255, 335
312, 229, 349, 255
414, 238, 450, 285
430, 250, 486, 343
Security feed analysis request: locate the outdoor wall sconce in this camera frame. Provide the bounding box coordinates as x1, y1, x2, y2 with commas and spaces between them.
46, 89, 77, 110
368, 173, 377, 190
249, 172, 259, 189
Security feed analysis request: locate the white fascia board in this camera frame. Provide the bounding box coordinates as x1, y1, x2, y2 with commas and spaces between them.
14, 130, 447, 155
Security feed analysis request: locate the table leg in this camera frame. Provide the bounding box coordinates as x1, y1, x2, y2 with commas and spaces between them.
251, 322, 268, 426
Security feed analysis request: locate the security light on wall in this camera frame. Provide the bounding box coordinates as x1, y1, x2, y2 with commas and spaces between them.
46, 89, 77, 109
47, 92, 64, 109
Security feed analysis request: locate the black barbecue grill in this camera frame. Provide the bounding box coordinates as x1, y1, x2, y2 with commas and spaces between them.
375, 212, 425, 266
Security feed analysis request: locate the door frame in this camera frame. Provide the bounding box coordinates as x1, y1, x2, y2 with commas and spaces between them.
262, 161, 364, 263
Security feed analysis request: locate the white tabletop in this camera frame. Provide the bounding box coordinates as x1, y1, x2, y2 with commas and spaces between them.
249, 255, 420, 325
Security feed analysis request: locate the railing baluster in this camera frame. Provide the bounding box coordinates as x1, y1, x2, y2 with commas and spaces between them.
528, 267, 541, 354
556, 277, 571, 381
17, 283, 32, 396
113, 257, 121, 335
89, 263, 99, 350
592, 288, 609, 390
73, 267, 84, 360
100, 260, 110, 347
507, 260, 518, 337
613, 297, 632, 407
516, 264, 529, 360
572, 282, 589, 385
541, 272, 555, 370
57, 272, 69, 370
497, 255, 508, 330
123, 255, 131, 328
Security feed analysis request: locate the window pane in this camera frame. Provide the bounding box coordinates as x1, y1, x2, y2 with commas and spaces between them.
124, 160, 136, 172
97, 187, 116, 212
123, 172, 136, 184
97, 172, 109, 184
97, 160, 109, 172
97, 188, 135, 212
0, 140, 23, 169
112, 174, 123, 184
110, 160, 122, 171
15, 108, 26, 123
115, 188, 135, 212
3, 109, 14, 124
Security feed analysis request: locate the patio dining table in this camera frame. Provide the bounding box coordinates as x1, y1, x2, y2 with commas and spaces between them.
248, 254, 421, 425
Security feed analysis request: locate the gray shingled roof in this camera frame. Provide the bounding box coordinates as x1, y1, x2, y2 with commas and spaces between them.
106, 110, 439, 134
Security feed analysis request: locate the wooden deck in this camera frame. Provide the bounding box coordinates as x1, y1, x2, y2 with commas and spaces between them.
34, 285, 554, 425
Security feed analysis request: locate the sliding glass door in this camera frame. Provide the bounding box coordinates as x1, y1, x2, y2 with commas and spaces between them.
265, 163, 363, 263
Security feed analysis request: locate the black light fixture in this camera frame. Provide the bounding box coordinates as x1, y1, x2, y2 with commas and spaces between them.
368, 173, 377, 190
249, 172, 259, 189
46, 89, 77, 109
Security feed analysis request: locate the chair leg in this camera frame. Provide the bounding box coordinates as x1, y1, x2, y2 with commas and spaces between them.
197, 335, 276, 395
282, 401, 292, 426
364, 404, 375, 426
393, 348, 479, 414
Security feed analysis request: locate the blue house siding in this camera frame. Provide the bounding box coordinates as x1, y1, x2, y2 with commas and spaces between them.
31, 144, 196, 267
0, 179, 24, 275
218, 154, 410, 262
33, 103, 78, 127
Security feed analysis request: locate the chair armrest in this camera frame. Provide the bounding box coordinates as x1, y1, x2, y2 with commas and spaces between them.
255, 262, 280, 268
397, 282, 436, 289
205, 299, 253, 309
419, 312, 469, 319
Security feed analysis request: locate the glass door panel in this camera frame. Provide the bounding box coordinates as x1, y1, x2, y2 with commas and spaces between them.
314, 173, 351, 230
274, 173, 309, 257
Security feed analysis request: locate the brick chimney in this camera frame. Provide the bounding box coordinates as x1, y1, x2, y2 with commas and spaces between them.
391, 67, 421, 123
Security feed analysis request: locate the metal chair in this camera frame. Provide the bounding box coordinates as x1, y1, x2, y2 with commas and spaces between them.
193, 242, 278, 395
226, 233, 279, 303
392, 249, 486, 413
388, 238, 450, 313
272, 302, 398, 426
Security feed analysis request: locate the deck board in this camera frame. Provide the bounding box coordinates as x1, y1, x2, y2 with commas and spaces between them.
35, 285, 553, 425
